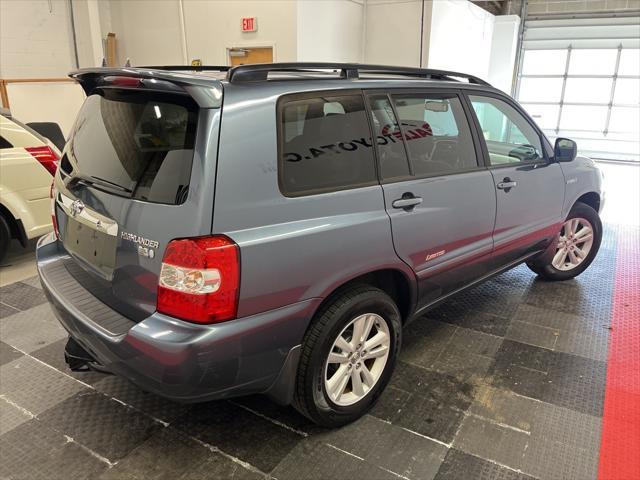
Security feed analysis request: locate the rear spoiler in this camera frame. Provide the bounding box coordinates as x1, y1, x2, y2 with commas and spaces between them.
69, 67, 224, 108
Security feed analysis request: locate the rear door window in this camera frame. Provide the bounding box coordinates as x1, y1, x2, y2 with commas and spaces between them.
279, 94, 377, 196
63, 91, 198, 205
391, 93, 478, 177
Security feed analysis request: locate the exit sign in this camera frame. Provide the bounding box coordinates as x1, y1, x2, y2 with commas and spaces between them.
241, 17, 257, 32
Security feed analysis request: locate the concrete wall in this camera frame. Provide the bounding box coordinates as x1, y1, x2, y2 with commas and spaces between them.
298, 0, 364, 62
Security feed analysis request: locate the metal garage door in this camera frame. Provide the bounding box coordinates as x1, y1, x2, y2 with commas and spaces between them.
515, 17, 640, 162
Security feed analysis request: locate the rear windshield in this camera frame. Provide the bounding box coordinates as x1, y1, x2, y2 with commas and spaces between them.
62, 90, 198, 205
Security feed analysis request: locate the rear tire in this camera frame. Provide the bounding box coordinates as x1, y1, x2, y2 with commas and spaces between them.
0, 215, 11, 264
527, 202, 602, 281
293, 285, 401, 427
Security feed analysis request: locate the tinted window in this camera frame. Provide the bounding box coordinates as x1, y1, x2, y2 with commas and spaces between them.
470, 95, 544, 165
368, 96, 411, 180
392, 94, 478, 176
0, 135, 12, 149
63, 91, 198, 204
279, 95, 377, 196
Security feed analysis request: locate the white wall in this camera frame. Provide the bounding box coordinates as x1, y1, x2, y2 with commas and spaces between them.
0, 0, 86, 133
427, 0, 495, 79
364, 0, 426, 67
109, 0, 185, 66
488, 15, 520, 93
0, 0, 77, 78
297, 0, 364, 62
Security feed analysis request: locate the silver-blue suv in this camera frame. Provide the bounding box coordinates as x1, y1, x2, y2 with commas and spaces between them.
37, 63, 604, 427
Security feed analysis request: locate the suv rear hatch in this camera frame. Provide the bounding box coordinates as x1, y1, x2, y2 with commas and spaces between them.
52, 69, 223, 322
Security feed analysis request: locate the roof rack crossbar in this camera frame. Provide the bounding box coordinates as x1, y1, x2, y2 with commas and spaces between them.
226, 63, 490, 86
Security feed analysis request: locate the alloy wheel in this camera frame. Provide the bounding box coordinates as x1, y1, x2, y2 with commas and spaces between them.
552, 217, 594, 271
323, 313, 390, 406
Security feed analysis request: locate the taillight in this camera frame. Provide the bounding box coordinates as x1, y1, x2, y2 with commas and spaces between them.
26, 146, 58, 176
103, 76, 142, 88
157, 236, 240, 324
50, 181, 59, 239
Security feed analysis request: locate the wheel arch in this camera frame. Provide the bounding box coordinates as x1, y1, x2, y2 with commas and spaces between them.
574, 191, 601, 213
0, 203, 27, 246
312, 268, 417, 325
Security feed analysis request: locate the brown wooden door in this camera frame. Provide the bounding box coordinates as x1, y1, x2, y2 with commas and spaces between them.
229, 47, 273, 66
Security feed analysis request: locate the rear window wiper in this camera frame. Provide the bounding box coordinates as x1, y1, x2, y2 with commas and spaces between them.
86, 176, 133, 193
66, 174, 133, 195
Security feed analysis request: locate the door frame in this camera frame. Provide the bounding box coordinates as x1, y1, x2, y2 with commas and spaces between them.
225, 42, 277, 66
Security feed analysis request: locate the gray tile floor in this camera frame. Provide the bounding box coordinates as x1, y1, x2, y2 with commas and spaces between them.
0, 222, 620, 479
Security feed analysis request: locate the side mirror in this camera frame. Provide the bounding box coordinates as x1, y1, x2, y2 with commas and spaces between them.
26, 122, 66, 152
554, 137, 577, 162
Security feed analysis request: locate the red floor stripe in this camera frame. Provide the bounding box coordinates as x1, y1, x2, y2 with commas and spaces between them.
598, 226, 640, 480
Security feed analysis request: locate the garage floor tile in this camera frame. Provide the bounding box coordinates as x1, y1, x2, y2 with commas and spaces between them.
38, 391, 160, 462
172, 401, 303, 473
93, 375, 191, 424
0, 340, 23, 366
0, 281, 48, 311
317, 414, 448, 480
434, 449, 535, 480
0, 302, 20, 319
0, 396, 32, 435
0, 419, 108, 480
97, 427, 258, 480
452, 415, 530, 471
0, 356, 87, 415
0, 303, 68, 353
271, 439, 400, 480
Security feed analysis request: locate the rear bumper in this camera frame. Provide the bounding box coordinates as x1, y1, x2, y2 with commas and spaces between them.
36, 233, 319, 403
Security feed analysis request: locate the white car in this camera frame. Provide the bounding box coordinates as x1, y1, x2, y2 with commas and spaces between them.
0, 112, 61, 262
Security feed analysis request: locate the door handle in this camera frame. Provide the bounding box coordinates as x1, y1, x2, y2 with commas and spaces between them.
497, 177, 517, 192
392, 194, 423, 210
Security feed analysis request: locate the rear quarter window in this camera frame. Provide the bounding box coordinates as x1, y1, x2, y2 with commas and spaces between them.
278, 94, 377, 196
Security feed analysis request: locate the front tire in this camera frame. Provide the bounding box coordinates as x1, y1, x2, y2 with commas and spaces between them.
527, 202, 602, 281
293, 285, 401, 427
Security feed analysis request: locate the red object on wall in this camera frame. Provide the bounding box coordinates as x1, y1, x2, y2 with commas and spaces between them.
241, 17, 257, 32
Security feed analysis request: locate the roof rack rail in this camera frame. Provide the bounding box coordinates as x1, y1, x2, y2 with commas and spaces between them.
226, 62, 490, 86
139, 65, 232, 72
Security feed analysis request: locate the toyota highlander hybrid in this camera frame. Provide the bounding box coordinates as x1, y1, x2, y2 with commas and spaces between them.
36, 63, 603, 427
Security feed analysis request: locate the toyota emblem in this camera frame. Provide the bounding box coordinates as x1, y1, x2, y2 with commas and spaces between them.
70, 199, 85, 217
